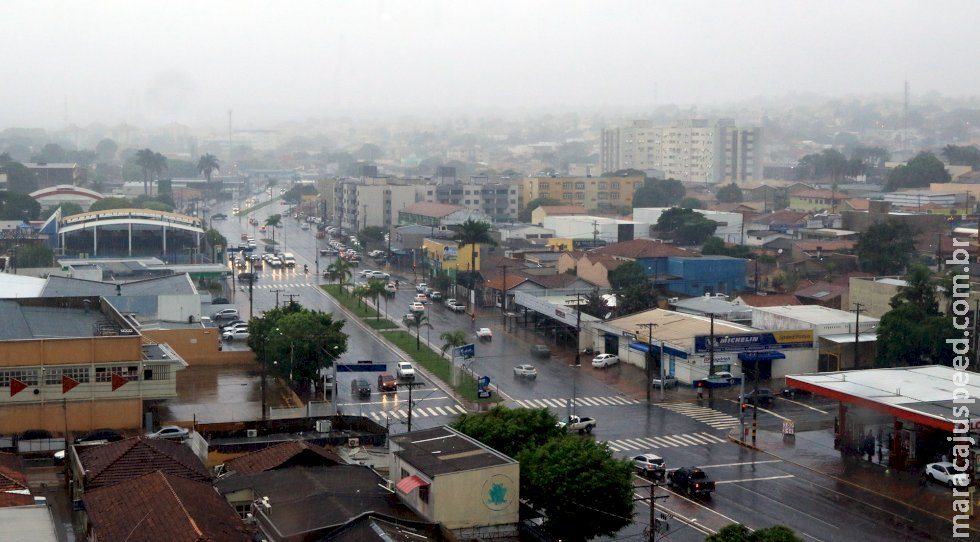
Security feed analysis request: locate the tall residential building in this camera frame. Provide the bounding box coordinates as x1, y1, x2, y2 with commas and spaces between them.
600, 119, 762, 184
334, 177, 419, 233
521, 175, 645, 212
419, 176, 520, 222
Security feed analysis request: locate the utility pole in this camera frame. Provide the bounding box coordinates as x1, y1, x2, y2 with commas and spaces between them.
248, 258, 254, 320
852, 303, 865, 369
362, 204, 368, 231
592, 219, 599, 247
637, 323, 657, 403
568, 292, 584, 367
499, 264, 510, 324
271, 289, 284, 309
407, 381, 413, 432
284, 293, 300, 307
707, 312, 716, 400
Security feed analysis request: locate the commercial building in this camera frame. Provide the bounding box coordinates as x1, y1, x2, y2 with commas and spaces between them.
521, 175, 645, 213
398, 202, 491, 229
633, 207, 745, 244
29, 185, 104, 211
390, 425, 520, 539
24, 162, 84, 189
600, 119, 762, 184
58, 208, 205, 261
421, 238, 481, 276
334, 177, 419, 234
751, 305, 878, 372
530, 204, 587, 226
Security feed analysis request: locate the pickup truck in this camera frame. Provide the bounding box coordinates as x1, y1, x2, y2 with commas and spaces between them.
667, 467, 715, 497
558, 415, 597, 434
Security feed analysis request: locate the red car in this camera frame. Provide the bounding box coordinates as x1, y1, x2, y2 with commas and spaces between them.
378, 373, 397, 392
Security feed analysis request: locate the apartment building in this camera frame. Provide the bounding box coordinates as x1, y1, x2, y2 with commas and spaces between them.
334, 177, 419, 233
600, 119, 762, 184
521, 175, 645, 212
420, 177, 520, 222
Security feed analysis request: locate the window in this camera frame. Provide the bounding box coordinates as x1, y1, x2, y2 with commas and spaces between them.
599, 182, 608, 189
562, 192, 573, 200
597, 192, 608, 200
540, 182, 550, 190
575, 182, 585, 189
575, 192, 585, 200
235, 504, 251, 519
611, 181, 621, 189
465, 190, 471, 195
562, 182, 572, 190
95, 365, 139, 383
44, 366, 90, 386
0, 369, 38, 387
611, 192, 620, 200
419, 484, 430, 502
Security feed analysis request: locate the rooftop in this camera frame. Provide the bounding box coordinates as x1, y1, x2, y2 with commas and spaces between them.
223, 441, 343, 475
753, 305, 880, 326
401, 202, 464, 218
537, 205, 587, 215
787, 365, 979, 432
77, 436, 212, 491
390, 425, 516, 478
591, 239, 692, 259
0, 298, 115, 341
602, 309, 754, 351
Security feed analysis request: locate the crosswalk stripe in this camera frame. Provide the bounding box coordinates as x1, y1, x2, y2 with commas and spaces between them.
671, 434, 705, 446
577, 397, 600, 406
454, 405, 468, 414
623, 438, 647, 450
658, 435, 688, 447
545, 398, 566, 408
433, 406, 447, 415
591, 396, 615, 406
700, 433, 727, 443
606, 441, 626, 452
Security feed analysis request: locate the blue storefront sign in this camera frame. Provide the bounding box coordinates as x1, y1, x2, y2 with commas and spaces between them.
694, 330, 813, 353
478, 375, 492, 398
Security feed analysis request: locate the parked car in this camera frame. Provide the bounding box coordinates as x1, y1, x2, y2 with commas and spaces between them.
632, 453, 666, 480
409, 302, 425, 312
220, 319, 246, 330
211, 213, 227, 220
694, 371, 741, 388
925, 462, 971, 487
77, 429, 125, 443
448, 302, 466, 313
477, 327, 493, 340
591, 353, 620, 368
513, 364, 538, 378
413, 293, 429, 304
429, 291, 443, 301
222, 329, 249, 341
739, 388, 775, 406
651, 375, 678, 389
530, 344, 551, 358
781, 386, 813, 399
212, 308, 240, 321
222, 323, 248, 334
351, 378, 371, 399
378, 373, 398, 392
145, 425, 189, 440
396, 362, 416, 379
211, 297, 230, 305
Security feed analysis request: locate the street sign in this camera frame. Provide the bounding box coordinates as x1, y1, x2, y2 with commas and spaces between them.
478, 376, 491, 388
623, 331, 636, 340
337, 362, 387, 372
455, 343, 475, 359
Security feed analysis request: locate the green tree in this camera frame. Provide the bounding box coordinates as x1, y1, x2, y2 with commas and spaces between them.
941, 144, 980, 168
795, 149, 849, 181
519, 197, 561, 222
876, 303, 957, 367
89, 197, 132, 212
326, 258, 353, 290
264, 214, 282, 246
850, 145, 890, 169
246, 305, 348, 384
197, 153, 220, 193
0, 192, 42, 220
358, 225, 385, 246
633, 178, 686, 208
14, 245, 53, 267
95, 138, 118, 162
204, 229, 227, 262
886, 151, 951, 191
854, 220, 918, 274
405, 311, 431, 350
53, 202, 84, 217
134, 149, 167, 196
608, 261, 658, 316
141, 200, 173, 212
702, 236, 753, 258
439, 330, 468, 356
705, 523, 804, 542
364, 279, 387, 319
715, 183, 743, 203
451, 218, 495, 278
890, 263, 939, 315
679, 197, 703, 209
518, 437, 634, 541
578, 288, 611, 319
655, 207, 718, 245
451, 406, 564, 459
2, 161, 37, 193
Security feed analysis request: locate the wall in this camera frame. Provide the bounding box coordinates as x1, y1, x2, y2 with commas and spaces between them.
157, 294, 204, 322
0, 397, 143, 433
142, 328, 225, 365
0, 336, 142, 367
433, 464, 520, 530
848, 278, 903, 318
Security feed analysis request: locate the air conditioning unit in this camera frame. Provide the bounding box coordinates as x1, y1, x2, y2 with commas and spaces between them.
246, 429, 258, 438
316, 420, 332, 433
348, 437, 360, 448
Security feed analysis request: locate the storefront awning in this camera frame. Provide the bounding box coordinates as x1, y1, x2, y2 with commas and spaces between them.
395, 474, 429, 494
738, 351, 786, 362
628, 342, 688, 359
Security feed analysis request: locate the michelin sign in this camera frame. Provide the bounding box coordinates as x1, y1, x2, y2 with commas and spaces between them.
694, 330, 814, 353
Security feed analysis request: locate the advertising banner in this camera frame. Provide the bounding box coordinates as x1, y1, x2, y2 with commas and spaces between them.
694, 330, 813, 353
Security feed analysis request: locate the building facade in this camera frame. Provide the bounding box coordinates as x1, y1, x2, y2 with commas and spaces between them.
420, 178, 520, 222
334, 177, 419, 234
521, 175, 645, 213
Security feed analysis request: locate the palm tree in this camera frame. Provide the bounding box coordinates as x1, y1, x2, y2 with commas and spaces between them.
352, 284, 370, 308
264, 214, 282, 246
405, 312, 431, 350
135, 149, 156, 196
197, 154, 220, 193
365, 279, 387, 319
326, 258, 353, 292
452, 219, 496, 282
440, 330, 468, 356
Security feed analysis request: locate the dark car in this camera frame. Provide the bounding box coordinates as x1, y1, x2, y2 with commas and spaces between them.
530, 344, 551, 358
740, 388, 775, 406
211, 213, 227, 220
211, 297, 230, 305
781, 386, 812, 399
351, 379, 371, 399
77, 429, 125, 443
237, 272, 257, 284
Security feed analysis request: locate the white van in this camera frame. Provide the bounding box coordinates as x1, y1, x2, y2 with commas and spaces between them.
282, 253, 296, 268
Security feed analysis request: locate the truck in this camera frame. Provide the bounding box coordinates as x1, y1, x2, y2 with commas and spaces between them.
667, 467, 715, 497
558, 415, 597, 434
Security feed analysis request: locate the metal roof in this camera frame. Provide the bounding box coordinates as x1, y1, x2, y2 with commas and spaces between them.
787, 365, 979, 432
390, 425, 515, 478
753, 305, 880, 326
819, 333, 878, 344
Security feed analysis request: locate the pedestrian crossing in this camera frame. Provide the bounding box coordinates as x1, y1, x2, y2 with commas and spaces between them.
606, 432, 728, 452
657, 402, 741, 430
513, 396, 641, 409
246, 282, 319, 289
362, 404, 468, 423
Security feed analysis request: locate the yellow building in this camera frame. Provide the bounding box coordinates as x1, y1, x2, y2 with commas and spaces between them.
422, 238, 481, 277
521, 175, 645, 212
0, 296, 187, 434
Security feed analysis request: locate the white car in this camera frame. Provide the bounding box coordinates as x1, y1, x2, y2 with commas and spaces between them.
368, 271, 390, 280
384, 282, 398, 293
416, 282, 429, 293
358, 269, 375, 277
477, 327, 493, 340
222, 329, 250, 341
145, 425, 190, 440
396, 361, 416, 379
409, 302, 425, 312
513, 364, 538, 378
413, 293, 429, 304
925, 462, 971, 487
591, 353, 620, 368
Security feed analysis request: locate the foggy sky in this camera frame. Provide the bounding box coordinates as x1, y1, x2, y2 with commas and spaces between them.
3, 0, 978, 130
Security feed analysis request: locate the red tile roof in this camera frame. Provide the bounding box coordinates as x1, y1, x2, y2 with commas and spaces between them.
584, 253, 627, 271
84, 471, 251, 542
224, 441, 343, 476
401, 202, 463, 218
486, 275, 529, 291
591, 239, 691, 259
538, 205, 587, 215
0, 453, 32, 508
526, 274, 585, 289
78, 437, 212, 491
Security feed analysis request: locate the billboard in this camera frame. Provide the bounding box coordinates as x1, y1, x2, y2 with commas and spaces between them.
694, 330, 813, 353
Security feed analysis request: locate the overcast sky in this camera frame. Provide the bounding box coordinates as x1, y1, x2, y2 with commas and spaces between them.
3, 0, 978, 130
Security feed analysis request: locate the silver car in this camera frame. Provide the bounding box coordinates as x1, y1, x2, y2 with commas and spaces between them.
513, 364, 538, 378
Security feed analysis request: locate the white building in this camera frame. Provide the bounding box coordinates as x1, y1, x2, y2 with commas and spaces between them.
419, 177, 521, 222
542, 215, 647, 244
334, 177, 419, 233
751, 305, 879, 371
633, 208, 744, 243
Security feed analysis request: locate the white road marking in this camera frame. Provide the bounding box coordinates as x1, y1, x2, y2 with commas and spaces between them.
715, 474, 795, 484
781, 397, 830, 414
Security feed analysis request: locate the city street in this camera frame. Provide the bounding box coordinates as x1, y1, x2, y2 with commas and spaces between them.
206, 194, 956, 541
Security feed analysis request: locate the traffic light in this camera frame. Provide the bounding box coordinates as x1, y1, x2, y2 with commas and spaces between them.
741, 403, 748, 413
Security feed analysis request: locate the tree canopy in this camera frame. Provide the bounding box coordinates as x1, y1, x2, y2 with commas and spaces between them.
633, 178, 686, 208
519, 197, 561, 222
705, 524, 804, 542
886, 151, 950, 191
452, 406, 564, 458
941, 144, 980, 169
702, 236, 753, 259
715, 183, 744, 203
0, 191, 42, 220
655, 207, 718, 246
451, 218, 495, 277
854, 220, 918, 274
245, 303, 348, 384
876, 302, 957, 368
2, 161, 38, 193
608, 261, 658, 316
